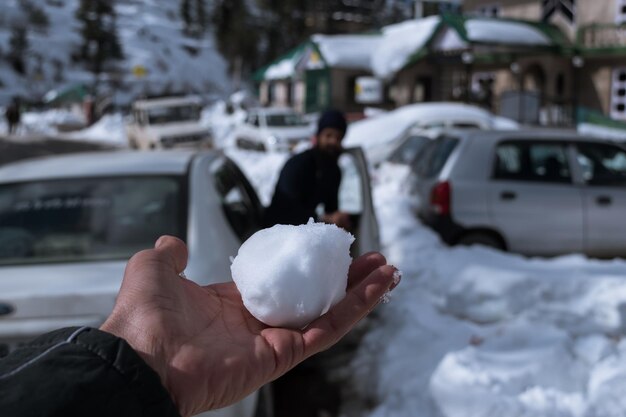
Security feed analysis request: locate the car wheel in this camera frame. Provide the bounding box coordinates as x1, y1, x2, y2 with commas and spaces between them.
457, 232, 504, 250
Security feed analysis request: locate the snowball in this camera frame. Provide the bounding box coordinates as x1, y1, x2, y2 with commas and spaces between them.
230, 219, 355, 328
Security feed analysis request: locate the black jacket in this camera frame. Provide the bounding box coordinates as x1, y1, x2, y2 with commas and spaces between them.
0, 327, 180, 417
264, 148, 342, 226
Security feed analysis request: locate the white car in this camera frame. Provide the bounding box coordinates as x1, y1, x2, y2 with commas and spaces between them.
342, 102, 519, 166
126, 96, 213, 150
0, 148, 379, 416
234, 108, 314, 152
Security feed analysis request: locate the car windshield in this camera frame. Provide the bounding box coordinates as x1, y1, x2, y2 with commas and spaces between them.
265, 113, 309, 127
388, 136, 430, 165
0, 176, 186, 265
147, 105, 200, 124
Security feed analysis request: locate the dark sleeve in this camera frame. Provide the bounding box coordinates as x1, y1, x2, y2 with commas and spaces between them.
323, 166, 342, 214
0, 327, 180, 417
265, 153, 315, 226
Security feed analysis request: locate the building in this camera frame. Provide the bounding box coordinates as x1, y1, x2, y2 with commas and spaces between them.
253, 33, 385, 118
463, 0, 626, 123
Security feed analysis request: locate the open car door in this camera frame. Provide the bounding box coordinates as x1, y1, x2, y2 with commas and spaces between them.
338, 147, 380, 256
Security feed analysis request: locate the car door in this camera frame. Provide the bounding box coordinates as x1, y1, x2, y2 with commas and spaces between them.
574, 141, 626, 257
488, 140, 584, 256
338, 147, 380, 255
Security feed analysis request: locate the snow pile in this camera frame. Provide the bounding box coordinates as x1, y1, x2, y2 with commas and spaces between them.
342, 162, 626, 417
371, 16, 440, 79
231, 220, 354, 328
20, 108, 85, 135
66, 113, 128, 147
225, 149, 288, 206
578, 123, 626, 141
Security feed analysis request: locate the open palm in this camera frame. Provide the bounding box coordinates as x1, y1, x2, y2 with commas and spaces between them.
101, 236, 398, 417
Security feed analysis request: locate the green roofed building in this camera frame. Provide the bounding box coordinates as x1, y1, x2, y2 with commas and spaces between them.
254, 3, 626, 129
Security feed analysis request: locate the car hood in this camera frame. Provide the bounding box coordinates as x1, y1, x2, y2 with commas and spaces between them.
146, 122, 209, 138
0, 261, 126, 338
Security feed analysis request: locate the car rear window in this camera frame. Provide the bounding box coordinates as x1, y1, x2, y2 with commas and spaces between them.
0, 176, 186, 265
415, 136, 459, 178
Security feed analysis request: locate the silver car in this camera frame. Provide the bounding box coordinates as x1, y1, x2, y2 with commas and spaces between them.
411, 130, 626, 257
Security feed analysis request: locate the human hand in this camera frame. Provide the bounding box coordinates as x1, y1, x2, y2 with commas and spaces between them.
322, 211, 352, 230
100, 236, 399, 417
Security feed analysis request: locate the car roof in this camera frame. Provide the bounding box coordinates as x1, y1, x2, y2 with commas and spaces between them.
0, 150, 220, 183
446, 128, 616, 143
249, 107, 298, 115
132, 96, 203, 110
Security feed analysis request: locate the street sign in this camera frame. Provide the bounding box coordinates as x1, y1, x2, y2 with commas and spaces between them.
355, 77, 383, 104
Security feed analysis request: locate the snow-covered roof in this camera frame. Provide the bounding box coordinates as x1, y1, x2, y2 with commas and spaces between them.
312, 34, 382, 71
256, 15, 569, 82
372, 16, 441, 79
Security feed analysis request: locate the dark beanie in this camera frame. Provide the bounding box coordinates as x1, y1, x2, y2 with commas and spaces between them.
316, 109, 347, 137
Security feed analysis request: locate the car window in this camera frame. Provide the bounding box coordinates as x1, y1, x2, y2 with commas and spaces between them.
451, 122, 481, 129
0, 176, 186, 265
338, 153, 363, 214
211, 159, 261, 242
416, 136, 459, 179
147, 105, 200, 124
575, 142, 626, 185
265, 113, 308, 127
388, 136, 430, 165
494, 141, 571, 183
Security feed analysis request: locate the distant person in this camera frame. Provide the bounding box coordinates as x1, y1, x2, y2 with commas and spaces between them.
5, 97, 21, 135
264, 109, 351, 230
0, 235, 399, 416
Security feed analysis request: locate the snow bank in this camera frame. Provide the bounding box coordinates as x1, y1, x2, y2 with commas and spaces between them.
66, 113, 128, 147
342, 161, 626, 417
578, 123, 626, 141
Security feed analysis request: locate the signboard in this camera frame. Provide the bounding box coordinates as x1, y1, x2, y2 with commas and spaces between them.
355, 77, 383, 104
132, 65, 148, 79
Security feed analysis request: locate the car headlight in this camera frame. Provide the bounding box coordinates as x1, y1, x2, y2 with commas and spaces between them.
267, 135, 279, 145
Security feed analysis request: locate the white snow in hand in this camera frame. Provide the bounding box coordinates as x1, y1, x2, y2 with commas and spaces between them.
230, 219, 355, 328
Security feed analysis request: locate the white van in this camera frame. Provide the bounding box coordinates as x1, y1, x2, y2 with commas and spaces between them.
126, 96, 212, 150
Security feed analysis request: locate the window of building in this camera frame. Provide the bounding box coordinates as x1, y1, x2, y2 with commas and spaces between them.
611, 68, 626, 119
473, 4, 500, 18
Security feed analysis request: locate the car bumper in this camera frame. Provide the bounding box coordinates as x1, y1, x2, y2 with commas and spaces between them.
419, 212, 464, 245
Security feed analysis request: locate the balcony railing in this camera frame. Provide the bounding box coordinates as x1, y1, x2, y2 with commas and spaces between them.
578, 23, 626, 51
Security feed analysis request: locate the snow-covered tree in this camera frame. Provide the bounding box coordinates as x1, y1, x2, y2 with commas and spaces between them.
8, 25, 28, 75
75, 0, 123, 76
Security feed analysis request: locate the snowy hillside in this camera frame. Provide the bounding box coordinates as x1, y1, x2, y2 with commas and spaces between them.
0, 0, 230, 105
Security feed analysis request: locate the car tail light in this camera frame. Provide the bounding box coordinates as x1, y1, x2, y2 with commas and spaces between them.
430, 181, 451, 216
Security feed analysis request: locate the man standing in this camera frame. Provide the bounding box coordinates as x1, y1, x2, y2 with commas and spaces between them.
264, 109, 351, 229
5, 97, 21, 136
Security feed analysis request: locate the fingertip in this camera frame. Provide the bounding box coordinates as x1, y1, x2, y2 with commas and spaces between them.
153, 235, 189, 272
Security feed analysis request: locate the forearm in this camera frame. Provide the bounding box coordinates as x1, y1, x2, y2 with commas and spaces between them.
0, 327, 180, 417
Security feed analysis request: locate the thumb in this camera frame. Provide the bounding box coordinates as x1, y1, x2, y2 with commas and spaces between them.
154, 235, 189, 274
